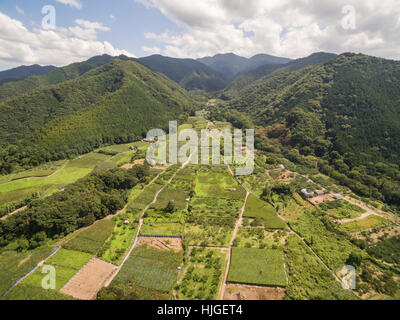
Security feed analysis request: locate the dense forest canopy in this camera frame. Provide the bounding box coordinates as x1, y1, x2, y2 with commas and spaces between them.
0, 59, 196, 174
210, 53, 400, 210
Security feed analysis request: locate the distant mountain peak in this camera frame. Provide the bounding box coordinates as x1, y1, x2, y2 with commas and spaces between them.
197, 52, 291, 80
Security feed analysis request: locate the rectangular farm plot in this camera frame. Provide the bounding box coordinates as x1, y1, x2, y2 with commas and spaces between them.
112, 245, 182, 293
141, 221, 183, 237
100, 214, 139, 265
177, 248, 227, 300
63, 219, 115, 255
190, 197, 243, 218
0, 246, 53, 296
184, 217, 235, 247
23, 249, 93, 291
227, 248, 287, 287
194, 167, 245, 199
243, 194, 286, 229
61, 258, 117, 300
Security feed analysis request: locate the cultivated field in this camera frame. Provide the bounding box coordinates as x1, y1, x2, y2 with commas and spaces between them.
227, 248, 286, 287
61, 258, 117, 300
224, 284, 286, 300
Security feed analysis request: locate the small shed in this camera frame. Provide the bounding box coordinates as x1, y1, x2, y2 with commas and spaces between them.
124, 220, 130, 225
333, 193, 344, 200
315, 190, 325, 196
300, 188, 314, 198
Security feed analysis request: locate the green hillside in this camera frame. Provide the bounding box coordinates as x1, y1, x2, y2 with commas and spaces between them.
0, 59, 195, 174
0, 55, 114, 101
225, 52, 337, 94
137, 55, 228, 92
215, 53, 400, 209
0, 65, 55, 85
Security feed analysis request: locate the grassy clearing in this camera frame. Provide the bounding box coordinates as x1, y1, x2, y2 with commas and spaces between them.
141, 221, 183, 237
0, 160, 68, 183
227, 248, 286, 287
153, 187, 189, 211
319, 200, 366, 220
111, 245, 182, 293
177, 248, 226, 300
63, 219, 115, 255
339, 215, 391, 234
243, 194, 286, 229
281, 194, 312, 222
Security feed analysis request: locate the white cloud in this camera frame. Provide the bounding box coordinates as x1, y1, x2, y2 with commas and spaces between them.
69, 19, 110, 40
15, 6, 24, 15
54, 0, 82, 10
0, 13, 135, 70
137, 0, 400, 60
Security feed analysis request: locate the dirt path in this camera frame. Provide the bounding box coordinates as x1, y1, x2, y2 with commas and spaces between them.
1, 206, 27, 221
227, 164, 345, 292
218, 165, 250, 300
338, 196, 387, 224
104, 153, 195, 288
0, 245, 61, 298
219, 191, 250, 300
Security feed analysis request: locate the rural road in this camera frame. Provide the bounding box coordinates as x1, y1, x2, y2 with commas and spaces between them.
218, 191, 250, 300
104, 152, 195, 288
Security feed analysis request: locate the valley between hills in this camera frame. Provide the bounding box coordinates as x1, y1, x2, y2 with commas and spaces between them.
0, 52, 399, 301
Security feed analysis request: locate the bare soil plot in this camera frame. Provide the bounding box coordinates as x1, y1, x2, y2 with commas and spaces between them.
61, 258, 117, 300
138, 237, 183, 252
308, 194, 334, 206
121, 159, 145, 169
224, 284, 286, 300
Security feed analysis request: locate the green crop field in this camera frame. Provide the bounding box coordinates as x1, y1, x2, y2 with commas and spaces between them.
194, 166, 245, 199
0, 246, 54, 298
63, 219, 115, 255
141, 221, 183, 237
100, 212, 140, 265
319, 200, 366, 220
243, 194, 286, 229
20, 249, 93, 292
227, 248, 286, 287
111, 245, 182, 293
177, 248, 227, 300
2, 284, 75, 300
189, 197, 242, 218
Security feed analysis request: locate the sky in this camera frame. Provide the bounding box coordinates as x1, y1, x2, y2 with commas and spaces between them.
0, 0, 399, 70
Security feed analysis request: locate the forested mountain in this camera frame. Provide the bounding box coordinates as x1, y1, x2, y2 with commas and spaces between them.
0, 59, 195, 173
198, 53, 291, 79
136, 55, 228, 92
214, 53, 400, 208
0, 65, 55, 85
226, 52, 337, 93
0, 54, 115, 101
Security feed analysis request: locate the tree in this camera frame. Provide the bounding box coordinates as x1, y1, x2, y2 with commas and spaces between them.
164, 201, 176, 213
346, 251, 363, 267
